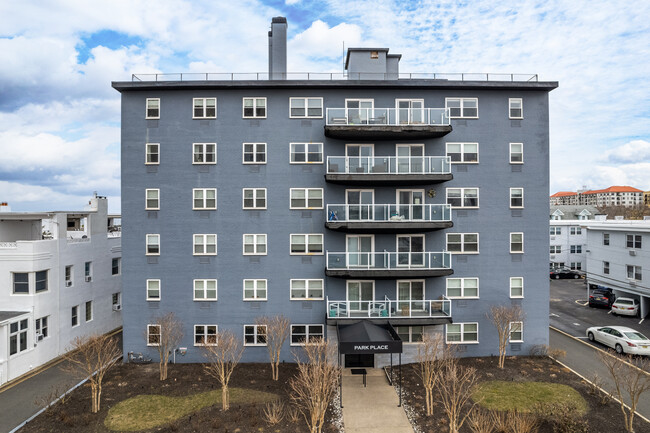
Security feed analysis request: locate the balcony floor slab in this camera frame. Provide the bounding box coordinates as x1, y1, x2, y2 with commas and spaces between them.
324, 125, 452, 140
325, 268, 454, 279
325, 221, 453, 233
325, 173, 453, 185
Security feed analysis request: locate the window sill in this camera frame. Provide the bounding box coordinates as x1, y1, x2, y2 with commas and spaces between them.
446, 341, 479, 344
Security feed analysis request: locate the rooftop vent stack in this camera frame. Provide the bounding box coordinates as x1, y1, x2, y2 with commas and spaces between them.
0, 202, 10, 212
345, 48, 401, 80
268, 17, 287, 80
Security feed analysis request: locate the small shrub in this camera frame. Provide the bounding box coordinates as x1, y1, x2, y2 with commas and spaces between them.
262, 400, 285, 425
507, 410, 539, 433
587, 374, 612, 406
491, 411, 509, 433
528, 344, 549, 357
548, 348, 566, 360
539, 403, 588, 433
287, 405, 301, 423
468, 408, 494, 433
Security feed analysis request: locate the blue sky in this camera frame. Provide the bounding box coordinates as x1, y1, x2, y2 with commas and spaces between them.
1, 0, 649, 213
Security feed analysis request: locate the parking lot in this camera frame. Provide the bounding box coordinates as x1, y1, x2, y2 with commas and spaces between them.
550, 278, 650, 352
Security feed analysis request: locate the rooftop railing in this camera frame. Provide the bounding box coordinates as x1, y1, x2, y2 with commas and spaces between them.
326, 251, 451, 270
326, 296, 451, 319
326, 204, 451, 223
327, 156, 451, 175
326, 108, 449, 126
131, 72, 539, 82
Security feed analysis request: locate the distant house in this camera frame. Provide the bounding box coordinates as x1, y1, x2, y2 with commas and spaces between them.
550, 191, 578, 206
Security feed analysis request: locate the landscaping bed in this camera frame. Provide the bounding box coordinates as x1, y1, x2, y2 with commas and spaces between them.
21, 362, 342, 433
394, 355, 650, 433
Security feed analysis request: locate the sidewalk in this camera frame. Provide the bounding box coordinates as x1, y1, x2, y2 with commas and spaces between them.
341, 368, 414, 433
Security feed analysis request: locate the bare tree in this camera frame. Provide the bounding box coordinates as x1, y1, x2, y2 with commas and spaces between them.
597, 204, 650, 220
289, 339, 340, 433
414, 332, 445, 416
62, 333, 120, 413
487, 305, 524, 369
203, 330, 244, 411
148, 312, 184, 381
436, 351, 481, 433
257, 315, 290, 381
598, 351, 650, 432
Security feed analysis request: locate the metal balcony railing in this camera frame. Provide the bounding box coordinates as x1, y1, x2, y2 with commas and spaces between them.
326, 108, 450, 126
326, 156, 451, 175
326, 251, 451, 270
326, 296, 451, 319
326, 204, 451, 223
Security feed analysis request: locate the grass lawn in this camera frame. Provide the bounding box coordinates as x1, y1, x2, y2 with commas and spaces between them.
473, 381, 587, 414
104, 387, 279, 431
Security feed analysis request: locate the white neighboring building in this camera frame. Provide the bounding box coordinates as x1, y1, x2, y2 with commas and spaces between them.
549, 205, 602, 270
0, 194, 121, 386
583, 219, 650, 319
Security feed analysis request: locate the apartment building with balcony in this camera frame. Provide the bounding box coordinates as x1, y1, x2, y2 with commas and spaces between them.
114, 17, 557, 367
0, 194, 122, 385
551, 186, 644, 208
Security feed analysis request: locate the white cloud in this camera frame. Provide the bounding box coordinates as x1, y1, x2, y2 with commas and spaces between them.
286, 0, 301, 4
602, 140, 650, 164
288, 20, 363, 71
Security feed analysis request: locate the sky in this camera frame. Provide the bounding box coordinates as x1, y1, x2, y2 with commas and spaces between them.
1, 0, 649, 213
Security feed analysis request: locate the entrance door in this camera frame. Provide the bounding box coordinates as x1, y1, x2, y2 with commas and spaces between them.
346, 99, 374, 124
396, 144, 424, 173
346, 144, 374, 174
397, 189, 424, 220
397, 280, 425, 313
397, 235, 425, 267
345, 354, 374, 368
396, 99, 424, 124
347, 281, 374, 312
347, 235, 373, 267
346, 189, 374, 221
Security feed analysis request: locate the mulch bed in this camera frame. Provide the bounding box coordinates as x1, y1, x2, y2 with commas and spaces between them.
393, 355, 650, 433
20, 362, 341, 433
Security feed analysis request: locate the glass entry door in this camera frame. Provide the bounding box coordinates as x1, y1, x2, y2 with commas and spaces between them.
347, 281, 374, 312
397, 235, 425, 267
397, 189, 424, 220
346, 99, 374, 124
347, 235, 373, 267
398, 280, 425, 313
396, 144, 424, 173
396, 99, 424, 124
346, 190, 374, 221
346, 144, 373, 174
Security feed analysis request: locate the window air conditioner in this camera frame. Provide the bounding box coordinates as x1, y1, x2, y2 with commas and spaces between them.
37, 334, 44, 342
112, 304, 122, 311
629, 250, 637, 256
85, 276, 92, 282
65, 281, 72, 287
628, 278, 637, 285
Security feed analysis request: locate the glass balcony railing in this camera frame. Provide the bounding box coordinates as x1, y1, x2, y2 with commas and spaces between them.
326, 251, 451, 270
326, 108, 450, 126
326, 156, 451, 175
326, 204, 451, 223
326, 297, 451, 319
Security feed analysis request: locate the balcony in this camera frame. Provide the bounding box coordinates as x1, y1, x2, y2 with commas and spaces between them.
325, 156, 452, 185
326, 251, 452, 279
326, 204, 452, 233
325, 296, 452, 325
324, 108, 451, 139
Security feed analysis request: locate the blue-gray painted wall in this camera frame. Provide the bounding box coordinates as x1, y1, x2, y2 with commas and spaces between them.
117, 81, 554, 363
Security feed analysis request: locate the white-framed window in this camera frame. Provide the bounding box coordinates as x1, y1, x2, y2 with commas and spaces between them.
603, 261, 610, 274
510, 277, 524, 298
243, 143, 266, 164
194, 325, 218, 345
243, 97, 266, 118
146, 143, 159, 165
193, 143, 216, 164
146, 234, 160, 255
395, 325, 424, 343
242, 188, 267, 210
244, 324, 267, 346
193, 188, 217, 210
627, 265, 642, 281
9, 319, 29, 356
570, 245, 582, 254
446, 233, 479, 254
510, 188, 524, 208
35, 316, 49, 340
290, 142, 323, 163
509, 143, 523, 164
446, 188, 479, 208
509, 98, 523, 119
510, 233, 524, 253
446, 322, 478, 343
85, 261, 92, 281
71, 306, 79, 327
193, 234, 217, 255
603, 233, 610, 245
290, 324, 324, 345
290, 188, 323, 209
193, 97, 216, 119
550, 245, 561, 254
550, 227, 561, 235
446, 277, 479, 298
85, 301, 93, 322
243, 279, 267, 301
289, 97, 323, 118
146, 188, 160, 210
12, 272, 29, 294
111, 258, 120, 276
146, 98, 160, 119
147, 324, 161, 346
509, 321, 523, 342
35, 270, 48, 293
570, 227, 582, 235
146, 279, 161, 301
446, 142, 478, 163
65, 265, 73, 286
626, 234, 642, 249
193, 279, 218, 301
290, 234, 323, 255
243, 234, 267, 255
570, 262, 582, 270
445, 97, 478, 118
290, 279, 324, 300
112, 292, 121, 307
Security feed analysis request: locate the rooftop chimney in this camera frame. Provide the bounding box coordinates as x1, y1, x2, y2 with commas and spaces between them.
268, 17, 287, 80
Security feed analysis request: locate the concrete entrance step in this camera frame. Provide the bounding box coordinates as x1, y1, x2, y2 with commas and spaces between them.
341, 367, 386, 377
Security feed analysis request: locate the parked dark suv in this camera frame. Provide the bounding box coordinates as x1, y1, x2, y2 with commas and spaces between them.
589, 288, 615, 308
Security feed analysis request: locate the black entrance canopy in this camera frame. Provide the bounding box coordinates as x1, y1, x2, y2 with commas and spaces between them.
337, 321, 403, 354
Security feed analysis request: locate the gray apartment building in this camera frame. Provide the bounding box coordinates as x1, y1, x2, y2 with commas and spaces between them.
113, 17, 557, 367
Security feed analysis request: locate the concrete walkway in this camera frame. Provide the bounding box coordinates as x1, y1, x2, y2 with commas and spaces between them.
341, 368, 414, 433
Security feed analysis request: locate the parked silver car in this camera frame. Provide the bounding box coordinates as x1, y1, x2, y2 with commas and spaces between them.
586, 326, 650, 355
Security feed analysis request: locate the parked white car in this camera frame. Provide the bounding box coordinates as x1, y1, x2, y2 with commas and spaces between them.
611, 297, 639, 316
586, 326, 650, 355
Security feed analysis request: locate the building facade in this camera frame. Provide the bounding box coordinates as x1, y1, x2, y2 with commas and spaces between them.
551, 186, 643, 208
549, 191, 578, 206
583, 219, 650, 319
548, 206, 602, 270
0, 194, 122, 385
114, 18, 557, 367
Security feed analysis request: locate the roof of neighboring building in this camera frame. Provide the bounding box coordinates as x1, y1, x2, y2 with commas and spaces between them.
581, 219, 650, 232
550, 191, 577, 197
581, 186, 643, 195
550, 205, 603, 219
0, 311, 30, 323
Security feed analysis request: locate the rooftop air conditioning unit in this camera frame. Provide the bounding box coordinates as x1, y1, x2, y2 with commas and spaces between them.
550, 255, 556, 259
112, 304, 122, 311
85, 276, 92, 282
629, 250, 637, 256
65, 281, 72, 287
